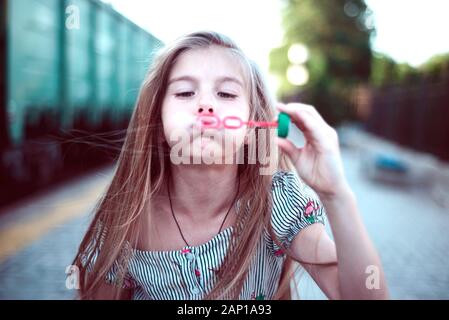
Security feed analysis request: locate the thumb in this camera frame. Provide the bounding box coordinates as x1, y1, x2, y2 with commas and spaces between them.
275, 137, 301, 163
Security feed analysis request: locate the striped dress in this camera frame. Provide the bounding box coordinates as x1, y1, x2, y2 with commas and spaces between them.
100, 171, 326, 300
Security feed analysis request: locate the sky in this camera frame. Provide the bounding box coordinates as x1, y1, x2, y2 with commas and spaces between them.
102, 0, 449, 76
101, 0, 285, 76
365, 0, 449, 66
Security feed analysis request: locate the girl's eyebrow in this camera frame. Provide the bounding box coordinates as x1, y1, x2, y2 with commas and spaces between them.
217, 76, 244, 88
167, 75, 197, 86
168, 75, 244, 88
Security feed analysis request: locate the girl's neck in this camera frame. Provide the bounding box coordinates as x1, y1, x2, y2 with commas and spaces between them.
167, 164, 239, 222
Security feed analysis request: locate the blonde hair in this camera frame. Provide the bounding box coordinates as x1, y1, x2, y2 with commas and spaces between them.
72, 30, 305, 300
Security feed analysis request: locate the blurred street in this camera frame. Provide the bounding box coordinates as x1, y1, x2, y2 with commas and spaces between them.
0, 127, 448, 300
338, 127, 449, 299
0, 168, 112, 300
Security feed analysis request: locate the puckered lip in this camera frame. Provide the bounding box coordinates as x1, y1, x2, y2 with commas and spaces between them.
196, 114, 221, 129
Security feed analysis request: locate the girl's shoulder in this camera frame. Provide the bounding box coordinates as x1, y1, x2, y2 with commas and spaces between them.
271, 170, 296, 185
271, 170, 306, 192
268, 170, 326, 252
271, 170, 323, 201
271, 170, 325, 217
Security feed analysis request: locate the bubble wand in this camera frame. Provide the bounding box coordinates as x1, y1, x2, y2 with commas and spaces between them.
197, 112, 291, 138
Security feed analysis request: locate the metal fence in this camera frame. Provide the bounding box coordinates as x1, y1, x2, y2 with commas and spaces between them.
364, 80, 449, 161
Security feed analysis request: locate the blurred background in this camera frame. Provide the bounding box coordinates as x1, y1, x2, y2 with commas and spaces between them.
0, 0, 448, 299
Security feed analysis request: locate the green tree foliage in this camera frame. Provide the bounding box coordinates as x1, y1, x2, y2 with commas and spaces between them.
270, 0, 374, 124
371, 53, 416, 86
418, 53, 449, 82
371, 52, 449, 87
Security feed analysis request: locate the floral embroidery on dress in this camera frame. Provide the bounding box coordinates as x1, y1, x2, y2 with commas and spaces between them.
250, 290, 265, 300
123, 277, 137, 289
111, 274, 136, 289
274, 249, 284, 257
194, 268, 201, 278
304, 199, 320, 223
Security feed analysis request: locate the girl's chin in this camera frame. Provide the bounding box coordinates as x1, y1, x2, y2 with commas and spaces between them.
191, 135, 220, 149
190, 143, 235, 163
191, 140, 223, 155
186, 135, 243, 162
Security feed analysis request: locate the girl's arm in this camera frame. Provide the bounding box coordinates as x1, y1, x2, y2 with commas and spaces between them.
290, 185, 389, 299
275, 102, 389, 300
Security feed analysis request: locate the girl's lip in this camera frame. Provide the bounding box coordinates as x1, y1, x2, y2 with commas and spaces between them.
202, 119, 215, 125
196, 114, 221, 129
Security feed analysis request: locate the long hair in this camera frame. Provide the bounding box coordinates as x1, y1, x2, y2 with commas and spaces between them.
72, 30, 307, 300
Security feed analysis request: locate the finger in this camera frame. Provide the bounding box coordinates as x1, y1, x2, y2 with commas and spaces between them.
276, 103, 308, 131
285, 102, 327, 125
276, 103, 324, 143
275, 136, 302, 163
276, 103, 317, 127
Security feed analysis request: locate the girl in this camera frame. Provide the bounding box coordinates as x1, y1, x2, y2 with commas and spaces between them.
72, 31, 388, 300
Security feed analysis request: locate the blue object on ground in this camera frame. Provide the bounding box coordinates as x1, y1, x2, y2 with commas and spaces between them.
374, 154, 409, 173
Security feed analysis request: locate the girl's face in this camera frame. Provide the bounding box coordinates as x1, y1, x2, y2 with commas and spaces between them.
161, 46, 250, 163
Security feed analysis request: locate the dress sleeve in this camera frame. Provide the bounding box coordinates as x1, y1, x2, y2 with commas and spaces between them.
81, 224, 136, 290
270, 171, 326, 254
103, 257, 136, 290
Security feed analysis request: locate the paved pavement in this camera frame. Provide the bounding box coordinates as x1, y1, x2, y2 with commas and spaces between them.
0, 128, 448, 299
0, 168, 112, 300
337, 127, 449, 299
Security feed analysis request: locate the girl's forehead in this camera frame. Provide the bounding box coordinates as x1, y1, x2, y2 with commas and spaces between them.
169, 46, 247, 84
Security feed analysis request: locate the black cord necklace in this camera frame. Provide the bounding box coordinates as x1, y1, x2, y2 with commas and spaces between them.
167, 173, 240, 247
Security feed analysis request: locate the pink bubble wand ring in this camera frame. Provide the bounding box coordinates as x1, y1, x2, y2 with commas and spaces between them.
196, 113, 291, 137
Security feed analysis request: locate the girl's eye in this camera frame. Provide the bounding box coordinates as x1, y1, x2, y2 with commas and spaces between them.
175, 92, 195, 98
218, 92, 237, 99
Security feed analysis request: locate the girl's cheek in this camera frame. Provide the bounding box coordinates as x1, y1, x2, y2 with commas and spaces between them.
221, 102, 250, 121
162, 99, 191, 126
161, 108, 196, 147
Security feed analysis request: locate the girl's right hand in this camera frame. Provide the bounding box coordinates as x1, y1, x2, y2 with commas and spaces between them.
275, 102, 350, 200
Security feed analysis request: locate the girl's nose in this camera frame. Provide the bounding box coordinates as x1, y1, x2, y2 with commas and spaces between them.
198, 106, 214, 114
